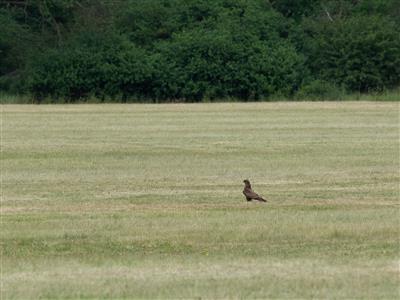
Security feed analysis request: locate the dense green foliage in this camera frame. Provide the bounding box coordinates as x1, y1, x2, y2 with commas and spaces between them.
1, 0, 399, 101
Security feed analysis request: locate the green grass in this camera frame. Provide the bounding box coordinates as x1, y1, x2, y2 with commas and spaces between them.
0, 88, 399, 104
342, 89, 400, 101
0, 93, 33, 104
1, 102, 399, 299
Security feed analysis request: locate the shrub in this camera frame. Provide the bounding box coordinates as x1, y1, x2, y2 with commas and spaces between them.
303, 15, 400, 92
27, 32, 154, 101
152, 29, 305, 101
296, 80, 344, 100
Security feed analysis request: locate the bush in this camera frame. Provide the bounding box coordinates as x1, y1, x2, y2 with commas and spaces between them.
27, 32, 154, 101
152, 29, 305, 101
302, 15, 400, 92
296, 80, 344, 100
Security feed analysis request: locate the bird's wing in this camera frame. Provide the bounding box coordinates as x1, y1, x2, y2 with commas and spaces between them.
243, 189, 261, 199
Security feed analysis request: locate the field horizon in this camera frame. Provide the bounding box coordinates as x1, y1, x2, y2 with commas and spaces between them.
1, 101, 399, 299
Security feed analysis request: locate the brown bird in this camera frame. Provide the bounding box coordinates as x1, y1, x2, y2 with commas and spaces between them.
243, 179, 267, 202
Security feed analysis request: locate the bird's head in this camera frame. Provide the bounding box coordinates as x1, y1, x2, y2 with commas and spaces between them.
243, 179, 251, 187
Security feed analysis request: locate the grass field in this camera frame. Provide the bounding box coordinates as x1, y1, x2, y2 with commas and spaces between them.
1, 102, 399, 299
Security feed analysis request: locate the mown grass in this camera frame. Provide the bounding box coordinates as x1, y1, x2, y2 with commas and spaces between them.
1, 102, 399, 299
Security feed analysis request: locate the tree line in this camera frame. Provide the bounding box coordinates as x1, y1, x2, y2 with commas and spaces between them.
1, 0, 399, 102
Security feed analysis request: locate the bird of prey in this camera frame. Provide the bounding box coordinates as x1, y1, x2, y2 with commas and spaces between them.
243, 179, 267, 202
